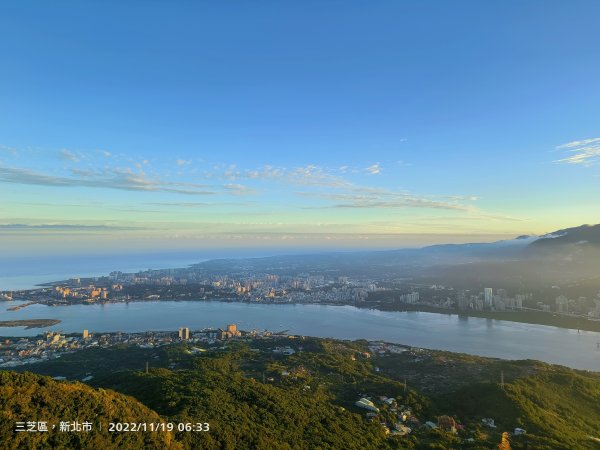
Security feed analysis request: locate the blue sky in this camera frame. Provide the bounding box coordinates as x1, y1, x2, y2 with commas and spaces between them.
1, 1, 600, 256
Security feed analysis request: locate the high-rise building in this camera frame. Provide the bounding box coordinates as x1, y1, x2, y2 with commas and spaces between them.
484, 288, 493, 307
457, 291, 470, 310
83, 329, 89, 339
178, 327, 190, 340
555, 295, 569, 313
218, 323, 241, 340
593, 299, 600, 318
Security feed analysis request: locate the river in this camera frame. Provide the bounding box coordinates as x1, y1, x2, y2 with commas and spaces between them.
1, 300, 599, 371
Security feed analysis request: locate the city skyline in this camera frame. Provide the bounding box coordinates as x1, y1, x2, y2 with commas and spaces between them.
2, 1, 600, 256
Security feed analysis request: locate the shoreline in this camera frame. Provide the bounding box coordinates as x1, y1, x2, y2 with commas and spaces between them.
0, 319, 61, 329
4, 296, 600, 333
6, 301, 39, 311
361, 303, 600, 332
0, 301, 597, 370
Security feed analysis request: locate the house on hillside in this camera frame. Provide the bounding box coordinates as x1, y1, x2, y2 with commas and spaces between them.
355, 398, 379, 413
437, 415, 457, 434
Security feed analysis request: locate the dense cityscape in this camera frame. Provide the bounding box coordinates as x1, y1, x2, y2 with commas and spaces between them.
3, 264, 600, 321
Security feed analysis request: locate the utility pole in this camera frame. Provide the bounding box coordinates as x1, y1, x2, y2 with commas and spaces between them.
145, 360, 149, 374
500, 370, 505, 389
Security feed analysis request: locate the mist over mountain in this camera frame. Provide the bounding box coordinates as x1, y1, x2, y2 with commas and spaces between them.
530, 223, 600, 249
192, 224, 600, 290
403, 223, 600, 260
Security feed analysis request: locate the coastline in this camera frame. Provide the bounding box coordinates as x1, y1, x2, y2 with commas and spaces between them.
361, 303, 600, 333
1, 299, 598, 369
0, 319, 61, 329
6, 301, 39, 311
5, 294, 600, 333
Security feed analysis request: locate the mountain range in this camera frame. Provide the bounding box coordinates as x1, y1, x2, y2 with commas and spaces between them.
194, 224, 600, 289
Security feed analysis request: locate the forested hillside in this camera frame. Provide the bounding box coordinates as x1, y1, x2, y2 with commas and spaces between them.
2, 338, 600, 449
0, 371, 179, 449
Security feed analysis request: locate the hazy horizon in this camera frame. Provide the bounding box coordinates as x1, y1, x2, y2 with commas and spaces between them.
0, 231, 520, 290
2, 2, 600, 258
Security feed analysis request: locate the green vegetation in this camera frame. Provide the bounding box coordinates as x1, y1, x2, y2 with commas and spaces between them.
3, 337, 600, 449
0, 371, 179, 449
98, 361, 388, 449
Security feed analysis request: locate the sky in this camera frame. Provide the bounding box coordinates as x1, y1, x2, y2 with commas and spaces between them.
1, 1, 600, 257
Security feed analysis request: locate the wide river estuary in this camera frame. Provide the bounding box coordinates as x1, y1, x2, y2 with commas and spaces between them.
1, 301, 599, 371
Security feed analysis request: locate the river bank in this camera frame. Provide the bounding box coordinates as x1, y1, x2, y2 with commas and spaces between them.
363, 303, 600, 332
0, 319, 61, 329
0, 301, 598, 370
5, 295, 600, 333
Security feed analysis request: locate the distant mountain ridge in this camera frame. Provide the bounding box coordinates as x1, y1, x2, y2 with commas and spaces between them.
419, 223, 600, 254
531, 223, 600, 247
191, 223, 600, 286
375, 223, 600, 260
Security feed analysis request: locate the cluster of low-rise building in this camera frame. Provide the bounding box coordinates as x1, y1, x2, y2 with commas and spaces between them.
355, 393, 440, 437
355, 392, 526, 442
2, 271, 375, 306
54, 284, 115, 301
0, 323, 274, 368
0, 332, 74, 368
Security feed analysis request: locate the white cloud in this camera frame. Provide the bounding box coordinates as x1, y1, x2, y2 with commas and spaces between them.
0, 166, 217, 196
148, 201, 250, 207
365, 163, 381, 175
554, 138, 600, 166
224, 183, 258, 196
298, 187, 478, 212
557, 138, 600, 149
225, 164, 352, 189
298, 188, 524, 221
58, 149, 81, 162
0, 223, 141, 232
289, 165, 353, 188
445, 195, 480, 201
245, 165, 285, 180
